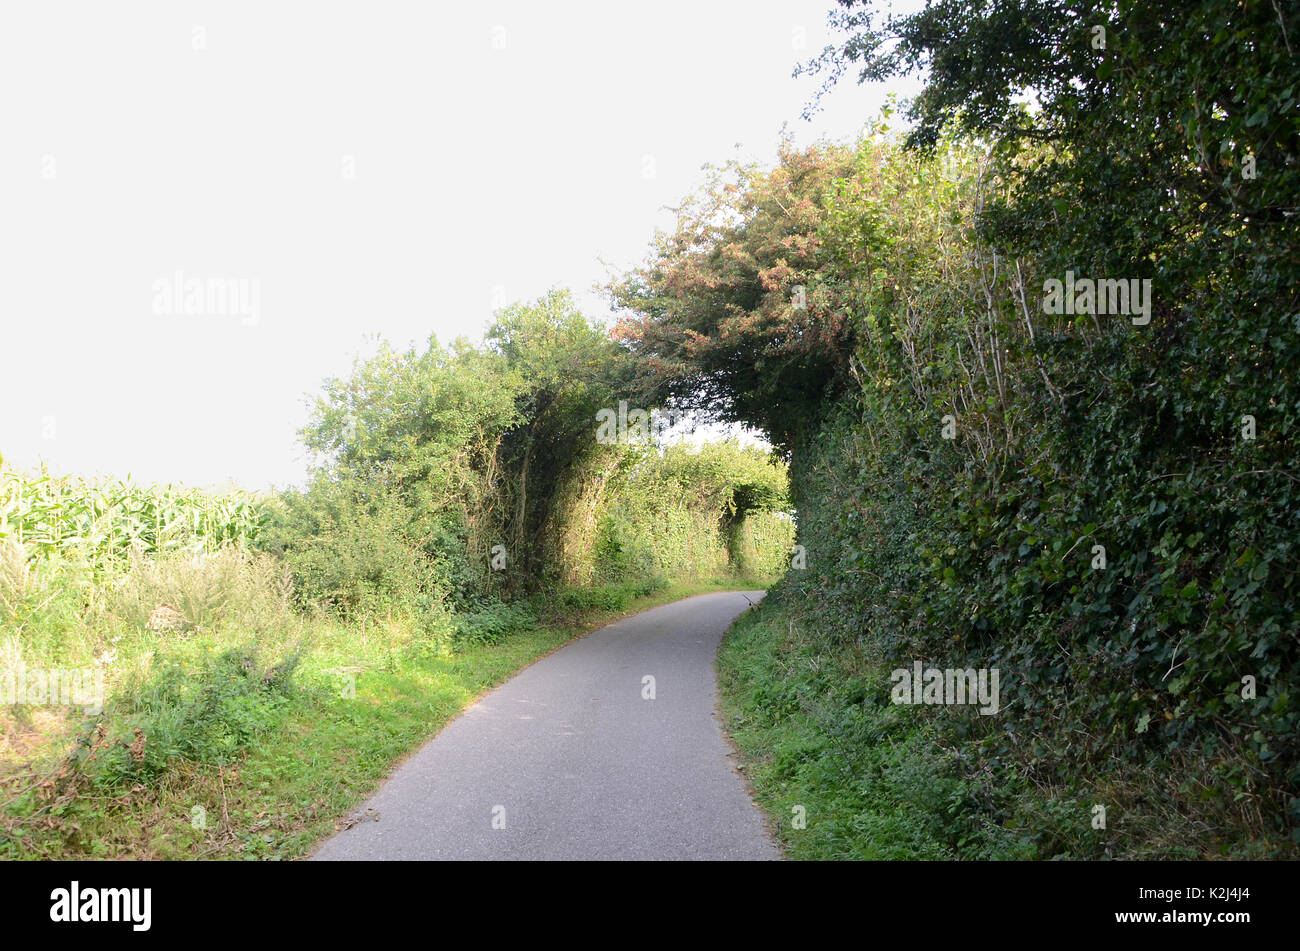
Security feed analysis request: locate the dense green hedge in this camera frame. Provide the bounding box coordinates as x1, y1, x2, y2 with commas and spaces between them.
588, 441, 793, 585
612, 0, 1300, 850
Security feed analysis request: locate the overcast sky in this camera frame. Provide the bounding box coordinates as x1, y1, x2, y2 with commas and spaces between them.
0, 1, 920, 490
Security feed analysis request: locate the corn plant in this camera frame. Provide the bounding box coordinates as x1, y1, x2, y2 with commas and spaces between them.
0, 462, 270, 573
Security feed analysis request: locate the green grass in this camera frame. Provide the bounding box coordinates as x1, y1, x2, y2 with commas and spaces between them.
716, 595, 1036, 860
1, 574, 767, 860
716, 592, 1292, 860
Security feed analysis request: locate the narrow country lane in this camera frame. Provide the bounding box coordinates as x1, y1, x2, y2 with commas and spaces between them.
311, 591, 780, 860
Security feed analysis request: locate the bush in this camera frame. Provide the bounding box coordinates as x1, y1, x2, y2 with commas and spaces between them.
266, 481, 453, 621
80, 644, 302, 787
728, 511, 796, 580
451, 601, 537, 647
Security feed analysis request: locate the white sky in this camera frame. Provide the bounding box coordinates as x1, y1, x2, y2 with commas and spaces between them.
0, 1, 920, 490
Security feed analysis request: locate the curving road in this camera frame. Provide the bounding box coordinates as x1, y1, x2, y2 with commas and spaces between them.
311, 590, 780, 861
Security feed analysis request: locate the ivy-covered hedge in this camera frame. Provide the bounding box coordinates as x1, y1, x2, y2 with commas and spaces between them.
612, 0, 1299, 852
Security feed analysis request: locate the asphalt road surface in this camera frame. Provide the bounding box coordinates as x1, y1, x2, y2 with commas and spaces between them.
311, 590, 780, 861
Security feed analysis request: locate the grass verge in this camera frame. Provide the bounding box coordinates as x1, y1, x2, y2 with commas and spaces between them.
717, 591, 1294, 859
2, 575, 765, 860
717, 593, 1034, 860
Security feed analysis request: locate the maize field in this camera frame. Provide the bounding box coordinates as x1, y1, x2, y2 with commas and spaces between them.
0, 460, 270, 568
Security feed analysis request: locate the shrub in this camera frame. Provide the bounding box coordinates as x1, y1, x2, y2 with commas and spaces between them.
80, 644, 302, 787
451, 601, 537, 647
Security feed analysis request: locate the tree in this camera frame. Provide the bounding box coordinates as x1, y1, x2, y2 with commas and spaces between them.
607, 141, 864, 450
